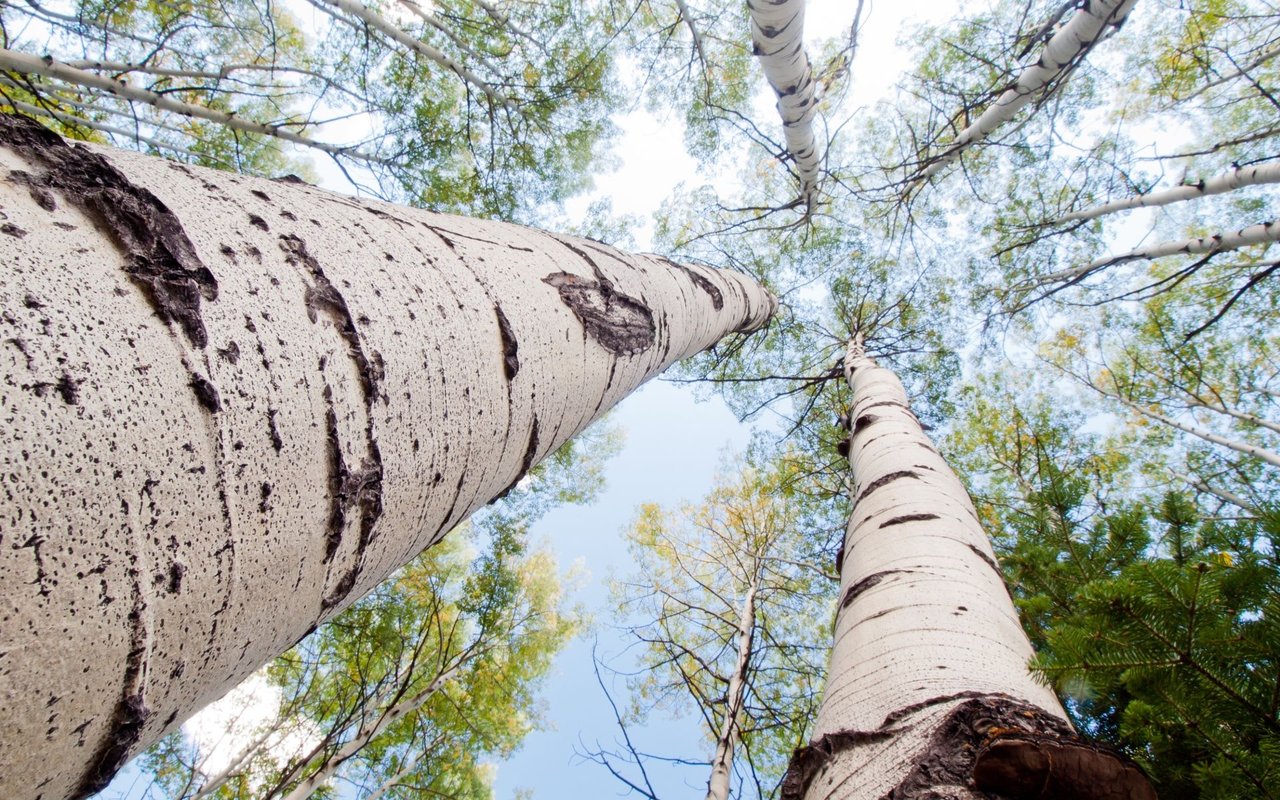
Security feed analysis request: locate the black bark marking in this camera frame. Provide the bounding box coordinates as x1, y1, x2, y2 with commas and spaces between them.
266, 408, 284, 452
966, 542, 1002, 576
216, 341, 240, 364
0, 113, 218, 348
974, 731, 1158, 799
425, 221, 534, 251
852, 413, 879, 436
272, 174, 308, 185
840, 569, 911, 609
856, 469, 920, 504
543, 272, 655, 356
494, 417, 541, 502
247, 213, 269, 231
280, 235, 382, 401
658, 256, 724, 309
879, 512, 940, 529
259, 482, 272, 514
321, 567, 359, 613
494, 304, 519, 381
250, 189, 271, 203
280, 210, 297, 221
1, 221, 27, 237
72, 575, 154, 798
55, 373, 80, 405
189, 374, 220, 413
317, 380, 383, 611
166, 563, 185, 593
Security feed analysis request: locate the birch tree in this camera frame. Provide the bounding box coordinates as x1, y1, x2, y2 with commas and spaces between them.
0, 113, 775, 800
780, 339, 1156, 800
588, 460, 834, 800
0, 0, 620, 215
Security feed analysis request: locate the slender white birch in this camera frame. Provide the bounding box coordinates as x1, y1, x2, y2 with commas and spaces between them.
918, 0, 1139, 181
1114, 398, 1280, 468
1056, 161, 1280, 223
746, 0, 822, 205
279, 663, 463, 800
0, 49, 389, 165
310, 0, 513, 107
1032, 219, 1280, 287
705, 582, 757, 800
782, 339, 1154, 800
0, 114, 775, 800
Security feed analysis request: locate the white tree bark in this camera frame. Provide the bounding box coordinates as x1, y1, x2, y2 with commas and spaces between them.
918, 0, 1139, 180
0, 49, 388, 165
781, 340, 1154, 800
705, 581, 757, 800
746, 0, 821, 205
1055, 160, 1280, 223
1033, 219, 1280, 287
0, 114, 775, 800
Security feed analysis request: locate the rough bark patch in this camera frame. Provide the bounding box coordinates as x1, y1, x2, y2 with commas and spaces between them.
856, 469, 920, 504
493, 304, 520, 381
543, 272, 655, 356
853, 413, 880, 436
659, 256, 725, 309
879, 513, 940, 529
188, 373, 221, 413
780, 693, 1144, 800
1, 113, 217, 348
780, 728, 894, 800
973, 733, 1158, 799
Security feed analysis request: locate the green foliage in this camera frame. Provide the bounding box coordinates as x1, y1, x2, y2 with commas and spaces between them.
947, 388, 1280, 799
603, 455, 837, 798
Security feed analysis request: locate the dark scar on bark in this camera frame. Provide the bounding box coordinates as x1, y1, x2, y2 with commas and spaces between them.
966, 542, 1002, 576
1, 221, 27, 237
494, 304, 519, 381
267, 408, 284, 452
856, 469, 920, 504
852, 413, 879, 437
494, 417, 541, 502
543, 271, 655, 356
657, 256, 724, 310
72, 572, 154, 798
879, 513, 940, 529
56, 373, 80, 405
189, 374, 221, 413
840, 569, 912, 609
782, 693, 1152, 800
247, 213, 269, 231
0, 113, 218, 349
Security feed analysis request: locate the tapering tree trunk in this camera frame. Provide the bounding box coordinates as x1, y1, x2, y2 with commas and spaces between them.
781, 340, 1155, 800
0, 114, 775, 800
705, 581, 757, 800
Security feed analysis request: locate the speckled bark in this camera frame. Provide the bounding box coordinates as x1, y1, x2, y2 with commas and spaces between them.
0, 114, 776, 800
782, 341, 1155, 800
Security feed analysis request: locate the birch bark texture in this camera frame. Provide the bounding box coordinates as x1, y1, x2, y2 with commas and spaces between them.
746, 0, 821, 205
781, 341, 1156, 800
917, 0, 1139, 180
0, 114, 775, 800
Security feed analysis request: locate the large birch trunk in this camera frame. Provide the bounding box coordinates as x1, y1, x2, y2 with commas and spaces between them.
781, 340, 1155, 800
0, 114, 775, 800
